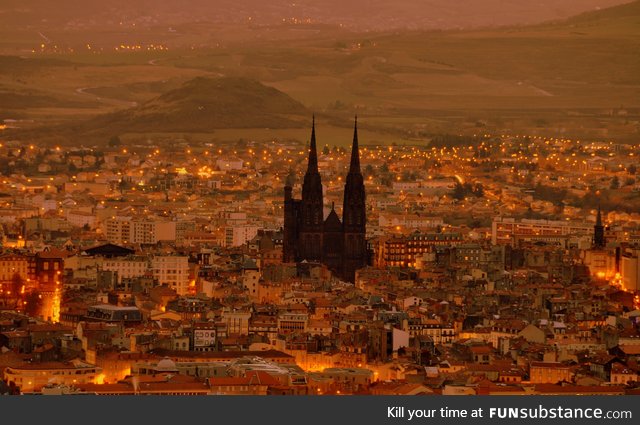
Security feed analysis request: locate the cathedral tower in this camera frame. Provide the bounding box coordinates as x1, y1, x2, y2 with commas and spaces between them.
298, 117, 324, 261
594, 205, 605, 248
341, 117, 368, 282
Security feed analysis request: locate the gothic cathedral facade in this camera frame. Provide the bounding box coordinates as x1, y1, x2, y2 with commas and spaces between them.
283, 117, 368, 282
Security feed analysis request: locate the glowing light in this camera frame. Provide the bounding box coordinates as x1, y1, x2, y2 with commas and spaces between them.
52, 284, 61, 323
94, 374, 106, 385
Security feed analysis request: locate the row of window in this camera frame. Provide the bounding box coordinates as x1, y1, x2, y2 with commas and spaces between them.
7, 368, 97, 376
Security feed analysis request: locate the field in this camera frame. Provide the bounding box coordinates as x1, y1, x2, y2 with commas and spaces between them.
0, 1, 639, 146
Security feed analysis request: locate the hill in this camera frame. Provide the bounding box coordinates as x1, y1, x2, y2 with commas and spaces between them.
562, 0, 640, 24
79, 76, 308, 135
538, 0, 640, 35
1, 2, 638, 144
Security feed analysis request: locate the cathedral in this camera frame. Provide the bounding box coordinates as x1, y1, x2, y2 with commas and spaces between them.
283, 117, 368, 283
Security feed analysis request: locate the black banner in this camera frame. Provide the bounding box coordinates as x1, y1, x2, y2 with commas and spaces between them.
1, 396, 638, 425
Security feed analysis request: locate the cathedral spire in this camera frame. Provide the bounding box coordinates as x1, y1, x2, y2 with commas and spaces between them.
594, 204, 605, 248
342, 115, 367, 283
300, 114, 324, 261
349, 115, 360, 173
306, 115, 319, 174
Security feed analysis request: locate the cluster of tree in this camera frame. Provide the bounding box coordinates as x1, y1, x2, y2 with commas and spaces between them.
0, 379, 20, 395
452, 181, 484, 200
533, 182, 568, 207
108, 135, 122, 147
321, 145, 348, 155
401, 170, 419, 181
609, 175, 636, 190
531, 183, 640, 214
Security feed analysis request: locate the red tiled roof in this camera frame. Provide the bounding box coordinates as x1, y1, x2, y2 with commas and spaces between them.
530, 362, 571, 369
208, 376, 252, 386
620, 344, 640, 355
534, 384, 625, 394
469, 345, 493, 354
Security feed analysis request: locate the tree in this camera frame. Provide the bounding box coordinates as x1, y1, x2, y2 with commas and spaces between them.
473, 183, 484, 198
628, 164, 637, 175
452, 182, 466, 200
10, 273, 23, 296
322, 145, 330, 155
364, 164, 376, 178
525, 207, 534, 219
286, 169, 296, 186
402, 171, 415, 182
24, 291, 43, 318
380, 175, 393, 187
108, 136, 122, 147
610, 176, 620, 190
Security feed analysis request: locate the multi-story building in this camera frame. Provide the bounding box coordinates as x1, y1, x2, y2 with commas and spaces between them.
152, 256, 190, 295
375, 232, 463, 268
3, 360, 102, 393
0, 253, 30, 284
66, 210, 96, 229
104, 216, 132, 245
277, 313, 308, 335
620, 248, 640, 292
193, 322, 217, 352
529, 362, 574, 384
225, 225, 260, 247
221, 309, 252, 335
32, 248, 66, 286
378, 214, 444, 230
130, 220, 176, 244
104, 217, 178, 245
492, 217, 593, 246
407, 318, 456, 344
101, 257, 149, 284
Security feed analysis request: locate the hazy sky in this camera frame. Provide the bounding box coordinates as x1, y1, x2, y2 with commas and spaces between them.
1, 0, 633, 30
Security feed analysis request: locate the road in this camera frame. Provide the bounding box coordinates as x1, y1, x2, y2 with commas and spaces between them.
75, 87, 138, 108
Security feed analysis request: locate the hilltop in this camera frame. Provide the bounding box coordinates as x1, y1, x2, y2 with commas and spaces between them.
536, 0, 640, 35
77, 76, 309, 136
562, 0, 640, 25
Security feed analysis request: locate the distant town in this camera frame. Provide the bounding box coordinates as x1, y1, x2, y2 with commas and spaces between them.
0, 123, 639, 395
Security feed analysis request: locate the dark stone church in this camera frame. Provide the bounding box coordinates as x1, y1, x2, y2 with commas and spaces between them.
283, 118, 368, 282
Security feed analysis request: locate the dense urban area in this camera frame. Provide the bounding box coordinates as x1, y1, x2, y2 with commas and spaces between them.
0, 125, 639, 395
